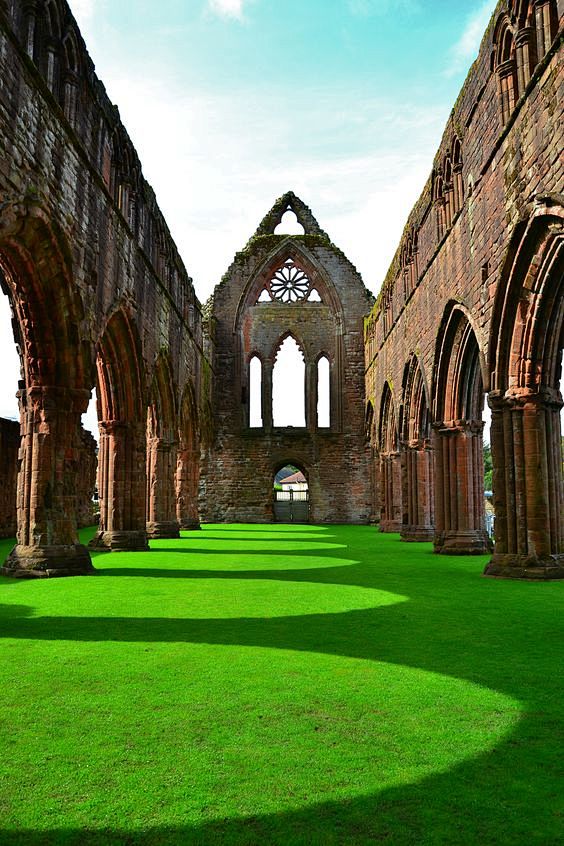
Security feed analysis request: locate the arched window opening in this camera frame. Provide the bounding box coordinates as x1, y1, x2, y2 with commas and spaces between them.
495, 21, 518, 123
307, 288, 322, 302
433, 172, 446, 240
273, 336, 305, 427
452, 137, 464, 213
0, 285, 21, 422
317, 355, 330, 428
257, 288, 270, 303
249, 355, 262, 427
274, 209, 305, 236
535, 0, 557, 60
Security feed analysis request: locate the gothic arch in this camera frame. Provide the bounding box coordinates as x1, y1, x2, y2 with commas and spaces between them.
378, 382, 402, 532
433, 303, 487, 425
176, 381, 200, 530
0, 202, 93, 577
486, 203, 564, 578
235, 239, 344, 330
399, 356, 434, 542
92, 308, 148, 552
432, 304, 489, 554
146, 352, 180, 539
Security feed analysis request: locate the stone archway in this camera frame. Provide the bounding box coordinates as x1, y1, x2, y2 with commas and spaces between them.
485, 204, 564, 578
0, 202, 94, 576
432, 303, 490, 555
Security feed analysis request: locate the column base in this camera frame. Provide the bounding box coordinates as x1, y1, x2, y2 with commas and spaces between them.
90, 530, 149, 552
380, 520, 402, 533
401, 526, 435, 543
434, 530, 492, 555
179, 519, 201, 530
484, 553, 564, 580
1, 544, 95, 578
146, 521, 180, 540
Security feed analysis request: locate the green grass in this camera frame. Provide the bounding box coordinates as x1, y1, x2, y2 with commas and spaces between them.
0, 524, 562, 845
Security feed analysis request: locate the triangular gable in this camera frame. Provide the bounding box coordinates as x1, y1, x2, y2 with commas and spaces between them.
251, 191, 330, 239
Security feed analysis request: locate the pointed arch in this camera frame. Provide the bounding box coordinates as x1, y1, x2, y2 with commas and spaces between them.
0, 201, 93, 575
485, 204, 564, 578
378, 382, 402, 533
432, 303, 489, 555
400, 356, 434, 542
177, 380, 201, 530
146, 351, 180, 539
92, 308, 148, 552
0, 200, 89, 391
96, 308, 145, 425
494, 15, 518, 121
272, 333, 306, 428
379, 381, 399, 453
433, 303, 486, 425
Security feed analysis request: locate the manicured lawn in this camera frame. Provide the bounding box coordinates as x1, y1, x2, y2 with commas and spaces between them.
0, 525, 562, 845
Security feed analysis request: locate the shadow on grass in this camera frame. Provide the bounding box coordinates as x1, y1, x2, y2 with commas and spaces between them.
0, 526, 563, 844
0, 713, 560, 845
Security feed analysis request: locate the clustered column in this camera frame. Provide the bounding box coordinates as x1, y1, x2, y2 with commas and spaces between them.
146, 435, 180, 539
2, 386, 94, 576
400, 439, 434, 542
380, 451, 402, 533
176, 446, 200, 530
433, 420, 490, 554
93, 420, 149, 551
485, 389, 564, 578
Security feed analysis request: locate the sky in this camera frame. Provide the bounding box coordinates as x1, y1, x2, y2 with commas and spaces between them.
0, 0, 500, 431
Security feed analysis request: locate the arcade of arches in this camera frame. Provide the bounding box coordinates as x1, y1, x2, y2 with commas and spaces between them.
0, 0, 562, 580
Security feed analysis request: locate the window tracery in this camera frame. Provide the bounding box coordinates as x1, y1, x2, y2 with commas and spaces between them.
255, 259, 323, 304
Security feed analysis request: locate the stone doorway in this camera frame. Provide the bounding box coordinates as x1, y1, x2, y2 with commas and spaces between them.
273, 464, 309, 523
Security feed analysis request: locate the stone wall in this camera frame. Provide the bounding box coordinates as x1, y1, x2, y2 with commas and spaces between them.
0, 0, 207, 573
365, 0, 564, 577
200, 193, 375, 524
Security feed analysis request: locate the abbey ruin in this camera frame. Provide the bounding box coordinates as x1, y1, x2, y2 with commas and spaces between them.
0, 0, 562, 579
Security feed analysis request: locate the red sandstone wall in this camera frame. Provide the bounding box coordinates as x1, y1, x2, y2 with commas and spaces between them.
200, 195, 375, 524
365, 3, 563, 447
0, 1, 205, 424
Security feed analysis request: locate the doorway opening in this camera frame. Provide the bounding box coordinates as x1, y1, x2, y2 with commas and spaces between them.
273, 463, 309, 523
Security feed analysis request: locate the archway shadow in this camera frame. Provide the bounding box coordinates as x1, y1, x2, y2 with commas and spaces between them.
0, 527, 562, 843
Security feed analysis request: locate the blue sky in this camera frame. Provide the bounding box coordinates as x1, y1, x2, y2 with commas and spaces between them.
0, 0, 499, 422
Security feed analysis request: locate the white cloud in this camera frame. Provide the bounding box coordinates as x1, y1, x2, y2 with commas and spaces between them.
445, 0, 498, 78
207, 0, 246, 20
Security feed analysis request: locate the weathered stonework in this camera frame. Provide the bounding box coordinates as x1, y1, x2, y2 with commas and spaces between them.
200, 194, 375, 524
0, 0, 205, 575
365, 0, 563, 578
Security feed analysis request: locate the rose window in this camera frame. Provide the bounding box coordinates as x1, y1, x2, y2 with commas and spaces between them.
269, 259, 311, 303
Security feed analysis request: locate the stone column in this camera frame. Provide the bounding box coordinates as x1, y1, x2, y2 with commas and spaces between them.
146, 436, 180, 539
306, 361, 317, 432
485, 389, 564, 579
380, 451, 402, 533
176, 446, 201, 530
262, 359, 273, 432
2, 386, 95, 577
401, 439, 434, 542
433, 420, 490, 555
92, 420, 148, 551
515, 27, 535, 96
